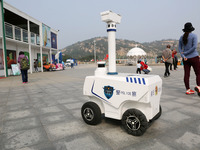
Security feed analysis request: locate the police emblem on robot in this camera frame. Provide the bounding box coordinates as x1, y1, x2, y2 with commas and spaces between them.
103, 86, 114, 99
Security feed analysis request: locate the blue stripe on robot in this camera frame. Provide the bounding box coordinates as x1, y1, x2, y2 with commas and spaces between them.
126, 77, 146, 85
134, 78, 137, 83
138, 78, 141, 84
142, 78, 146, 85
107, 29, 117, 32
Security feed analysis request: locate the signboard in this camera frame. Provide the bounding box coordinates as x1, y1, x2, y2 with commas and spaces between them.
42, 24, 51, 47
11, 64, 20, 75
7, 50, 17, 69
51, 32, 57, 49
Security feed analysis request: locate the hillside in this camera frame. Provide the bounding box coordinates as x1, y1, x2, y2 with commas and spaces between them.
62, 37, 199, 61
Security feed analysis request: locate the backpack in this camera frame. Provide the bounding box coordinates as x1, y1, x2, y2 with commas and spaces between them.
20, 57, 29, 70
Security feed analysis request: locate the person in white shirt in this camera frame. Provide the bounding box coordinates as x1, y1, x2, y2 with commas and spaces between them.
136, 60, 141, 74
70, 59, 74, 68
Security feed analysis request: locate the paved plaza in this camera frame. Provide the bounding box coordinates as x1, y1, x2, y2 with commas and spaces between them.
0, 64, 200, 150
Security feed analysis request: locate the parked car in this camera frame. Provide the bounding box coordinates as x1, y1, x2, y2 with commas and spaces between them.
65, 59, 71, 67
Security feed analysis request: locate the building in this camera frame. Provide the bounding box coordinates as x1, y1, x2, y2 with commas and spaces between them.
0, 0, 59, 77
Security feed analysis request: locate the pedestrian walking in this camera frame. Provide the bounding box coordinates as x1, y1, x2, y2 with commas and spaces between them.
172, 49, 178, 70
18, 51, 29, 83
34, 59, 38, 72
169, 49, 173, 71
162, 45, 172, 77
70, 59, 74, 69
178, 22, 200, 95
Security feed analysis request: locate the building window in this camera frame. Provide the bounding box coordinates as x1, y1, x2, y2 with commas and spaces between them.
15, 27, 21, 41
36, 35, 40, 45
5, 23, 13, 39
23, 30, 28, 43
31, 32, 35, 44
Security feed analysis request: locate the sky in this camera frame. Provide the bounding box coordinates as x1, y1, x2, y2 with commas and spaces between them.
4, 0, 200, 49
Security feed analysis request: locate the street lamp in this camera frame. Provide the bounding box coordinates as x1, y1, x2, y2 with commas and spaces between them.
94, 40, 96, 64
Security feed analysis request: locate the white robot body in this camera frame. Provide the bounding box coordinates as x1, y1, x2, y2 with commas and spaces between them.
83, 70, 162, 121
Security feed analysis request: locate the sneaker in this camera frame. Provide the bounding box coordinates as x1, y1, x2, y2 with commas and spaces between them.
186, 89, 195, 95
194, 86, 200, 96
23, 82, 25, 84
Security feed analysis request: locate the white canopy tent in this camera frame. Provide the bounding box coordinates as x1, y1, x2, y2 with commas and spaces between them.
127, 45, 146, 65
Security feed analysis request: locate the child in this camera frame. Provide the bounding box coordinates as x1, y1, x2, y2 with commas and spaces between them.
136, 60, 141, 74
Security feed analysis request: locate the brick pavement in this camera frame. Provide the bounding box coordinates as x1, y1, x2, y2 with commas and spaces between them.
0, 64, 200, 150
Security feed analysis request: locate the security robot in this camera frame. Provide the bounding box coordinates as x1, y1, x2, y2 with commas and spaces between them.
81, 11, 162, 136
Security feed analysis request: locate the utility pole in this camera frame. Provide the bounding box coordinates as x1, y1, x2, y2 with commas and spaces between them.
0, 0, 8, 77
94, 40, 96, 64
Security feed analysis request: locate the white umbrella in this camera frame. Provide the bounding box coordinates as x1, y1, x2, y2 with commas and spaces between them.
127, 46, 146, 64
127, 46, 146, 58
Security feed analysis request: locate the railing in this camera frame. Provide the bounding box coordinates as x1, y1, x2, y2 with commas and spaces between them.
31, 32, 40, 45
4, 22, 40, 45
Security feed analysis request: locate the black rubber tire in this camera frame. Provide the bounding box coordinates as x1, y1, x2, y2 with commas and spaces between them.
154, 105, 162, 120
81, 102, 102, 125
122, 109, 148, 136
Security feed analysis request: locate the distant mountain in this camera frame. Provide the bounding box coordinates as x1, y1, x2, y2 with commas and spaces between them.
61, 37, 200, 61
